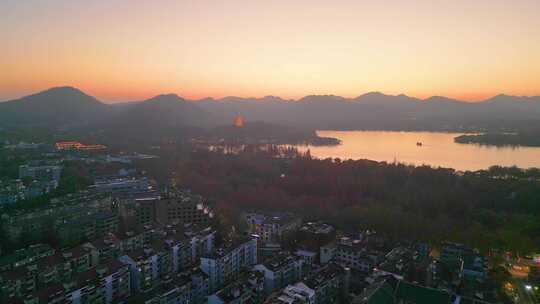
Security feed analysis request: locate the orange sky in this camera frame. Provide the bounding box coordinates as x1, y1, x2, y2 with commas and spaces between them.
1, 0, 539, 102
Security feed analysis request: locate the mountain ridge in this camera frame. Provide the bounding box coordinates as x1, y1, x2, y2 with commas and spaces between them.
1, 87, 539, 132
2, 87, 539, 105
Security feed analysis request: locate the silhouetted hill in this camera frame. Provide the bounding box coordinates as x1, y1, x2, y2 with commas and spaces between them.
195, 93, 540, 131
122, 94, 215, 127
0, 87, 108, 127
84, 93, 219, 144
2, 87, 540, 134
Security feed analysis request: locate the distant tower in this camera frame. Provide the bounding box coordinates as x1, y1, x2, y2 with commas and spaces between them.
233, 115, 244, 128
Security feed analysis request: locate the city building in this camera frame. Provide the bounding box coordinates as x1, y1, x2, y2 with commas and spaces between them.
208, 270, 265, 304
137, 274, 192, 304
334, 237, 383, 273
117, 196, 160, 227
156, 190, 214, 225
245, 212, 302, 243
254, 252, 304, 295
376, 246, 432, 285
19, 165, 62, 181
90, 177, 153, 195
296, 222, 336, 265
0, 244, 55, 272
0, 243, 101, 302
302, 263, 350, 304
201, 237, 258, 291
181, 267, 210, 304
117, 190, 214, 228
2, 194, 113, 244
354, 275, 455, 304
319, 243, 336, 265
55, 141, 107, 151
264, 282, 315, 304
119, 246, 173, 293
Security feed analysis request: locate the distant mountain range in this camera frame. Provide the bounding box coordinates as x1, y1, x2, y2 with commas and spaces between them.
1, 86, 539, 133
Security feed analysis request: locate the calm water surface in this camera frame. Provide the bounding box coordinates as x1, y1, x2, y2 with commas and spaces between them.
296, 131, 540, 171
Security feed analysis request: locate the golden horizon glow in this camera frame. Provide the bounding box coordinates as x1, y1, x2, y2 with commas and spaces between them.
1, 0, 539, 102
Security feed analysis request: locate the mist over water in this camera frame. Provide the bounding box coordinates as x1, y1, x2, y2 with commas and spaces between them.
295, 131, 540, 171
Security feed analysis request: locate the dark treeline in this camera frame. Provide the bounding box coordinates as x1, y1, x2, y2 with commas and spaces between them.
455, 132, 540, 147
138, 145, 540, 253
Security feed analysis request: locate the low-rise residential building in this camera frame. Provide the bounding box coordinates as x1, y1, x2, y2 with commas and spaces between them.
55, 141, 107, 151
376, 245, 432, 286
319, 243, 336, 265
68, 259, 131, 304
245, 212, 301, 243
3, 194, 112, 244
56, 210, 119, 246
138, 274, 192, 304
90, 177, 153, 195
120, 246, 172, 293
0, 243, 101, 302
19, 165, 62, 182
334, 237, 383, 273
354, 275, 455, 304
183, 267, 210, 304
117, 196, 159, 227
440, 242, 488, 281
201, 237, 258, 291
117, 190, 214, 228
264, 282, 316, 304
208, 270, 265, 304
255, 252, 304, 295
303, 263, 350, 304
0, 244, 55, 272
156, 190, 214, 225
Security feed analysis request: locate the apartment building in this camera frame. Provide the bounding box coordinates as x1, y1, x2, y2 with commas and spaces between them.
120, 246, 172, 294
139, 274, 192, 304
201, 237, 258, 291
208, 270, 265, 304
0, 244, 55, 272
254, 252, 304, 295
264, 282, 315, 304
19, 165, 62, 181
156, 191, 214, 225
302, 263, 350, 304
245, 212, 301, 243
334, 237, 382, 273
0, 243, 100, 302
117, 190, 214, 228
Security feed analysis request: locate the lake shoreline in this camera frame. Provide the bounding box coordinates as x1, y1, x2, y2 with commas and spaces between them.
291, 130, 540, 171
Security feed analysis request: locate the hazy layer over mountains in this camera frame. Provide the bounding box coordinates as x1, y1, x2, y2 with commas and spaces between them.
1, 86, 539, 132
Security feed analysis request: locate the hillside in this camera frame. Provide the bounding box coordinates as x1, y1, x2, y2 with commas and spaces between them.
0, 87, 109, 127
2, 87, 540, 134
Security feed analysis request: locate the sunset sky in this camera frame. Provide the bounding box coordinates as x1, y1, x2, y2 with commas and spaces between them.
1, 0, 539, 102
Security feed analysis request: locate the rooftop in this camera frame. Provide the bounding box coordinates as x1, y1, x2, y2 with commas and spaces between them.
266, 282, 315, 304
262, 252, 302, 272
203, 236, 254, 259
246, 212, 300, 226
356, 275, 454, 304
304, 263, 346, 290
299, 221, 335, 234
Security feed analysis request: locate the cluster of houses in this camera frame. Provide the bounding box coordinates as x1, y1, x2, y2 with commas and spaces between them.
244, 212, 496, 304
0, 185, 497, 304
0, 163, 63, 204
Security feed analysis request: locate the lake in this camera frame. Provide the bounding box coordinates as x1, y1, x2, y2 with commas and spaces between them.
295, 131, 540, 171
